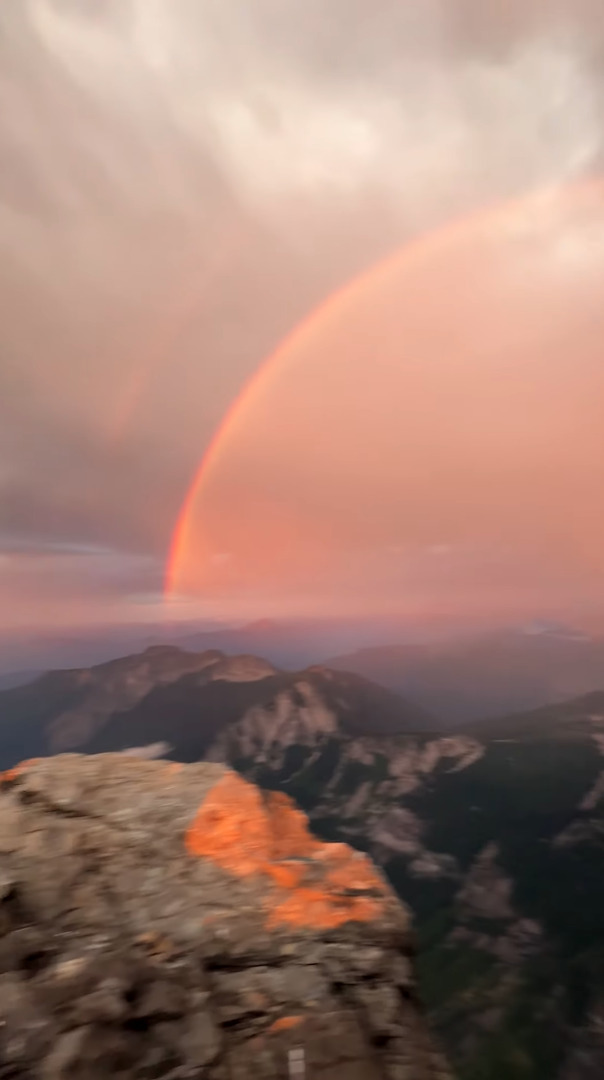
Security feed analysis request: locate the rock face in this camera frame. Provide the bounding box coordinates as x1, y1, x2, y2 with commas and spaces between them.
205, 655, 278, 683
225, 698, 604, 1080
0, 755, 449, 1080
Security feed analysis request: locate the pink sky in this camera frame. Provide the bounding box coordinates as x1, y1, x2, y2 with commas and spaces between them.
170, 186, 604, 621
3, 1, 604, 629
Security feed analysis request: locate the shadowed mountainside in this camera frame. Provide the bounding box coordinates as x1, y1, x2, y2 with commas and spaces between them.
0, 647, 436, 770
211, 689, 604, 1080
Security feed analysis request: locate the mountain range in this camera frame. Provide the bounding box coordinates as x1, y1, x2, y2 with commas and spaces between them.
0, 644, 603, 1078
5, 618, 604, 726
327, 623, 604, 723
0, 646, 435, 770
0, 615, 427, 682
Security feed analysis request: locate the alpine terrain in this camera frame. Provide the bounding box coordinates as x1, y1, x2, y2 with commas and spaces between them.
0, 648, 603, 1077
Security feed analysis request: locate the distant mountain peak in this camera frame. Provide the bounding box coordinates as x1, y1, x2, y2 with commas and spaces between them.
519, 619, 590, 641
141, 644, 187, 656
241, 618, 279, 633
208, 654, 277, 683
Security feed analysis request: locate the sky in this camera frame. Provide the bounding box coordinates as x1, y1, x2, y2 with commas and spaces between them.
2, 0, 604, 630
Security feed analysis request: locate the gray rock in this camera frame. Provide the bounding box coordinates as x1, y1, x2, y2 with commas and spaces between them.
0, 754, 450, 1079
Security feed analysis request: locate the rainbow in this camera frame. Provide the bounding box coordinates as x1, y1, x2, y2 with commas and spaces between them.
106, 220, 248, 450
165, 176, 604, 598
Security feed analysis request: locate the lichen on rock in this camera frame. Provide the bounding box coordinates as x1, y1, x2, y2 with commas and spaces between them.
185, 771, 390, 930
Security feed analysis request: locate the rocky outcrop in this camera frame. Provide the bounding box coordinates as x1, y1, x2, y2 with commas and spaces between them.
208, 680, 340, 767
220, 698, 604, 1079
0, 755, 450, 1080
231, 730, 481, 880
560, 1004, 604, 1080
206, 655, 277, 683
455, 843, 515, 921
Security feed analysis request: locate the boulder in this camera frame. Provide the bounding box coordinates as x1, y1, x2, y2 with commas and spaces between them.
0, 755, 450, 1079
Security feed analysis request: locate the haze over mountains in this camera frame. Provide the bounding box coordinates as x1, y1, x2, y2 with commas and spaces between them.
0, 614, 484, 679
327, 621, 604, 723
5, 616, 604, 725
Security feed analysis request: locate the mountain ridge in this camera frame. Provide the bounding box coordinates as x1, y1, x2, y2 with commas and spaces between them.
326, 628, 604, 723
0, 646, 437, 770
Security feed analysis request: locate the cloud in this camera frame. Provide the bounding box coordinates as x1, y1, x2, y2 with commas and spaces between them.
2, 0, 604, 624
7, 2, 603, 232
0, 541, 163, 628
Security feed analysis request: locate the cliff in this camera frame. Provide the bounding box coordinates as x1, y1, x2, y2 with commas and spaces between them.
0, 754, 449, 1080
